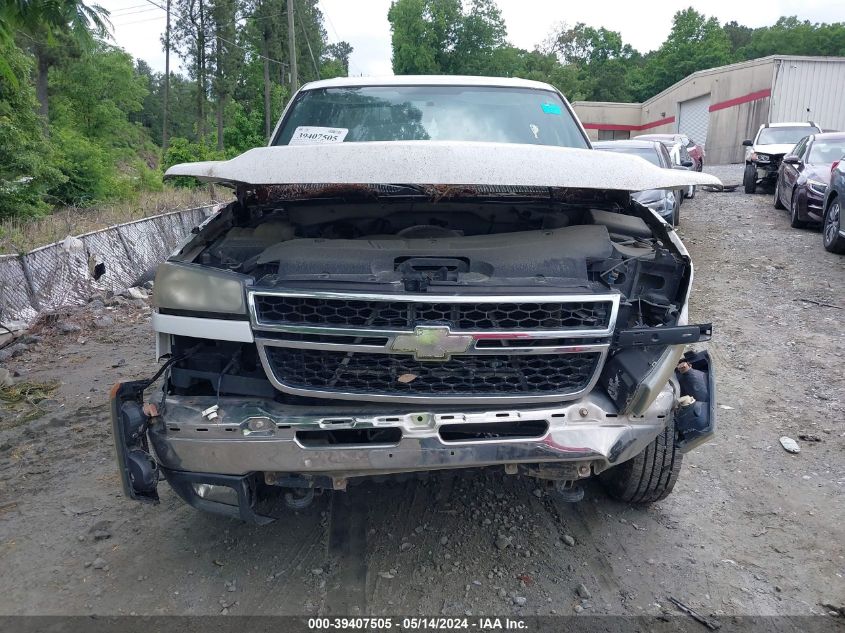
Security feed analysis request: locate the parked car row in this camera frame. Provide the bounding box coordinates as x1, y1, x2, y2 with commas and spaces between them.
742, 122, 822, 193
744, 123, 845, 255
636, 133, 705, 172
594, 138, 696, 227
597, 122, 844, 255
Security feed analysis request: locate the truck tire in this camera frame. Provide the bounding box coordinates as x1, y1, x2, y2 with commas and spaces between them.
600, 416, 683, 504
743, 164, 757, 194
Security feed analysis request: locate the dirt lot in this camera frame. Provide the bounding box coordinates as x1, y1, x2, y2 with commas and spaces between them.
0, 164, 843, 620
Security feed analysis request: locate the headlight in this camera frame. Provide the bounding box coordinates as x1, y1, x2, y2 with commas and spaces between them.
153, 262, 248, 314
751, 152, 770, 163
641, 192, 673, 216
807, 179, 827, 195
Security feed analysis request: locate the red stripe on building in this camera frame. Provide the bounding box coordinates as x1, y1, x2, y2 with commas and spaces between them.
582, 116, 675, 132
708, 88, 771, 112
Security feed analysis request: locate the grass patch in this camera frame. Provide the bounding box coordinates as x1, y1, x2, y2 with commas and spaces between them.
0, 186, 229, 255
0, 379, 61, 428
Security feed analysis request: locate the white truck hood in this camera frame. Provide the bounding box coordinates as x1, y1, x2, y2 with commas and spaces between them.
165, 141, 721, 192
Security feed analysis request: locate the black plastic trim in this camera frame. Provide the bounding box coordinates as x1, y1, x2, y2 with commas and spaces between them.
674, 349, 716, 452
110, 381, 159, 504
160, 468, 274, 525
615, 323, 712, 348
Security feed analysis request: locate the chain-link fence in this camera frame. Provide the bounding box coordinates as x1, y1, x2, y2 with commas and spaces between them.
0, 205, 218, 329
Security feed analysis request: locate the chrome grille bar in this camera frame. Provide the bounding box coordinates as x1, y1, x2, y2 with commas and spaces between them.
248, 289, 619, 404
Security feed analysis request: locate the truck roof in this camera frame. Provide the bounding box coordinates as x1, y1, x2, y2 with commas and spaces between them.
299, 75, 560, 92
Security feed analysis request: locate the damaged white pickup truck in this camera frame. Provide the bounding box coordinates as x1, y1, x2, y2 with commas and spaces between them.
111, 76, 720, 523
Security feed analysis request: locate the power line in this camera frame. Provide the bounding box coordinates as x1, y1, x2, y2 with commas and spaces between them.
141, 0, 167, 12
110, 2, 156, 13
109, 6, 162, 18
113, 14, 167, 26
320, 2, 362, 75
216, 34, 286, 66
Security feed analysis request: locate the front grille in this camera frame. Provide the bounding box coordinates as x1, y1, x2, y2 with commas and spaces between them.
264, 347, 601, 398
253, 295, 611, 331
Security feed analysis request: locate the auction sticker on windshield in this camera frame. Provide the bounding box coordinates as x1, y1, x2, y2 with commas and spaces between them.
290, 126, 349, 145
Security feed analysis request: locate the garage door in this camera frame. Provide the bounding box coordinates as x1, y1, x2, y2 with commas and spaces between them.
678, 94, 710, 147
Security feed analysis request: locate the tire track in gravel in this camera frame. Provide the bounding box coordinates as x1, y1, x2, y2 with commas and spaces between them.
325, 488, 369, 615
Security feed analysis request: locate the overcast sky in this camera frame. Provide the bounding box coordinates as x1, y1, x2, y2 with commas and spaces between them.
101, 0, 842, 77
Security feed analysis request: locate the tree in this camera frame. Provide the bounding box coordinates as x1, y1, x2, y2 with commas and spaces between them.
737, 17, 845, 59
0, 42, 63, 217
452, 0, 506, 74
388, 0, 462, 74
210, 0, 242, 149
723, 20, 753, 56
325, 41, 353, 75
637, 8, 732, 99
12, 0, 110, 124
172, 0, 213, 140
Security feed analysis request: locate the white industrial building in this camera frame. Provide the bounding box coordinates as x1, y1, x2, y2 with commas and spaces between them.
572, 55, 845, 164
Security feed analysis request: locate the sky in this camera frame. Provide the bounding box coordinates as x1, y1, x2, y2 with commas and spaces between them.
100, 0, 843, 77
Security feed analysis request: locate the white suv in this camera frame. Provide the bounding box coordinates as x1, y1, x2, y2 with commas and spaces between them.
742, 122, 820, 193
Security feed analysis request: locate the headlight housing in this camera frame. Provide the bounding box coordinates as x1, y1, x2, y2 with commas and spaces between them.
638, 191, 674, 217
153, 262, 249, 315
807, 179, 827, 195
751, 152, 770, 163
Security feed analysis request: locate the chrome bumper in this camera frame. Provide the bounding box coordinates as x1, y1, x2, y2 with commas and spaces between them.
148, 383, 678, 480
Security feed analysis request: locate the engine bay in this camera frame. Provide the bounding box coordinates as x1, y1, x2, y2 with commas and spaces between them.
179, 195, 690, 330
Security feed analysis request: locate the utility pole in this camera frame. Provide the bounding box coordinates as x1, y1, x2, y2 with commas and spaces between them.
162, 0, 171, 150
287, 0, 298, 93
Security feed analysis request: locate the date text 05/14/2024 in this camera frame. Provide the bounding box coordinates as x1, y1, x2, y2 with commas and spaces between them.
307, 617, 528, 630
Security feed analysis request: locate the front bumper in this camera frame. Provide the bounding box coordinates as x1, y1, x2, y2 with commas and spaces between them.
754, 162, 780, 179
111, 352, 716, 521
147, 385, 678, 480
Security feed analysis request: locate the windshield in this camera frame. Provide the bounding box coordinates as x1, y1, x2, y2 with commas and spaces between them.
809, 140, 845, 164
273, 86, 588, 148
595, 146, 661, 167
757, 126, 819, 145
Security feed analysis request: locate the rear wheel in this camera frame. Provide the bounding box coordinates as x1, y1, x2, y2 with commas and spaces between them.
823, 198, 845, 254
743, 164, 757, 194
600, 416, 683, 504
790, 191, 808, 228
774, 178, 785, 209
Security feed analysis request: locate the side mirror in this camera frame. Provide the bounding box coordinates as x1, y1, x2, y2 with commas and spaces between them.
681, 160, 694, 168
742, 140, 753, 147
783, 154, 800, 165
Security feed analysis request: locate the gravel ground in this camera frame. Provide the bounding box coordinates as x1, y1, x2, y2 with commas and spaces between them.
0, 164, 843, 620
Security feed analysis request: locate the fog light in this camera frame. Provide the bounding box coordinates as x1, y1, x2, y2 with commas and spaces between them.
193, 483, 238, 506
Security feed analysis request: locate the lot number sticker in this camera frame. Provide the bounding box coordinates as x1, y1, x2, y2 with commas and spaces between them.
289, 126, 349, 145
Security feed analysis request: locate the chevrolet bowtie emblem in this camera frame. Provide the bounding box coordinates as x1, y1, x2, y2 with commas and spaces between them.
391, 326, 473, 361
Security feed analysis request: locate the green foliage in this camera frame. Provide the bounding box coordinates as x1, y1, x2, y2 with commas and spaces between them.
48, 127, 121, 205
161, 137, 225, 187
388, 0, 508, 75
0, 43, 64, 218
737, 16, 845, 59
636, 8, 732, 99
388, 0, 462, 73
50, 42, 148, 144
223, 100, 266, 154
